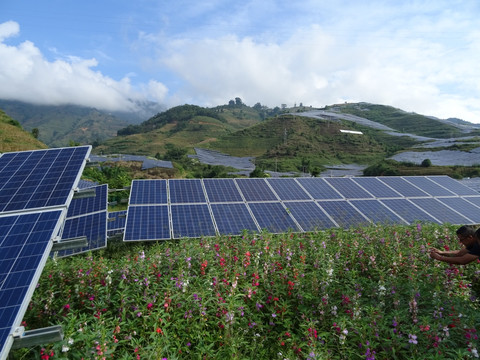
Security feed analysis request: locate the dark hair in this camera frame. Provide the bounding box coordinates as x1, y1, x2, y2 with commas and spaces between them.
456, 225, 477, 237
475, 227, 480, 240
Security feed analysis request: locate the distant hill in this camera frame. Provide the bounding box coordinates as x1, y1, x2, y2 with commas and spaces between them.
0, 100, 143, 147
0, 109, 47, 152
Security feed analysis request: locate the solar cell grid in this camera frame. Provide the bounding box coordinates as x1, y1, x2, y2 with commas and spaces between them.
284, 201, 336, 230
108, 210, 127, 236
463, 196, 480, 208
248, 202, 300, 233
324, 177, 374, 199
380, 198, 440, 224
266, 178, 311, 200
410, 198, 472, 224
352, 177, 402, 198
171, 204, 216, 238
211, 203, 259, 234
317, 200, 369, 228
203, 179, 243, 202
377, 177, 429, 197
169, 179, 206, 203
129, 180, 167, 205
124, 205, 170, 241
67, 184, 108, 217
235, 178, 277, 201
437, 198, 480, 223
296, 178, 342, 199
428, 176, 480, 196
350, 199, 407, 225
403, 176, 456, 197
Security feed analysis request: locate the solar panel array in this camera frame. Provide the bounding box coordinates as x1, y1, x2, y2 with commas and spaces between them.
107, 210, 127, 236
55, 184, 108, 258
124, 176, 480, 241
0, 146, 91, 360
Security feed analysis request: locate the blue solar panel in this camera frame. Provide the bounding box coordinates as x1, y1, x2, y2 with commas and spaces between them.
324, 177, 374, 199
266, 178, 311, 200
211, 203, 259, 234
317, 200, 369, 228
352, 177, 402, 198
169, 179, 206, 203
171, 204, 216, 238
380, 198, 440, 224
437, 198, 480, 223
377, 177, 429, 197
350, 199, 407, 225
235, 178, 278, 201
296, 178, 342, 199
428, 176, 480, 196
463, 196, 480, 209
129, 179, 167, 205
409, 198, 471, 224
248, 202, 300, 233
0, 210, 63, 360
67, 184, 108, 217
403, 177, 456, 197
124, 206, 170, 241
108, 210, 127, 236
0, 146, 90, 213
203, 179, 243, 202
284, 201, 337, 230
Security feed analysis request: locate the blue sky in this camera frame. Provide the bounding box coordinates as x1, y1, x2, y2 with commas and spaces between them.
1, 0, 480, 123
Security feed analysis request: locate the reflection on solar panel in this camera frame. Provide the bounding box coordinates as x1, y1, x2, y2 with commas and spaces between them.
236, 178, 277, 201
350, 199, 407, 225
296, 178, 342, 199
123, 176, 480, 242
249, 202, 300, 233
129, 179, 167, 205
108, 210, 127, 236
211, 203, 259, 234
324, 178, 374, 199
428, 176, 480, 196
171, 204, 216, 238
169, 179, 206, 203
377, 177, 429, 197
410, 198, 472, 224
204, 179, 243, 202
0, 146, 90, 213
437, 198, 480, 223
317, 201, 369, 228
404, 177, 456, 196
124, 205, 170, 241
381, 199, 440, 224
352, 177, 401, 198
284, 201, 336, 230
266, 178, 311, 200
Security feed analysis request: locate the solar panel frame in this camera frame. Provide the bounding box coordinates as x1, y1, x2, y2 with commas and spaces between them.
107, 210, 127, 236
210, 203, 259, 235
403, 176, 456, 197
427, 176, 480, 196
410, 198, 473, 224
324, 177, 374, 199
283, 201, 337, 230
317, 200, 371, 228
129, 179, 168, 205
203, 178, 243, 203
0, 209, 64, 360
67, 184, 108, 217
266, 178, 312, 200
296, 178, 343, 199
248, 202, 300, 233
436, 197, 480, 223
171, 204, 216, 239
235, 178, 278, 201
169, 179, 206, 204
380, 198, 441, 224
351, 177, 402, 198
350, 199, 408, 225
377, 177, 430, 197
124, 205, 171, 241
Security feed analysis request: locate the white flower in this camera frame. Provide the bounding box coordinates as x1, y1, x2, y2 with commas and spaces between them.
62, 345, 70, 352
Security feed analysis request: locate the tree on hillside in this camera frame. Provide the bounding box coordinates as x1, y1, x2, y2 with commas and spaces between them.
235, 97, 243, 106
31, 128, 39, 139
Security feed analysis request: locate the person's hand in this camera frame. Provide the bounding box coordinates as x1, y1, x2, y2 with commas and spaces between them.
429, 251, 440, 260
429, 247, 441, 255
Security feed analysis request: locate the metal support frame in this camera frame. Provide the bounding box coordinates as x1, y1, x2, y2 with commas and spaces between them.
52, 236, 88, 251
11, 325, 63, 349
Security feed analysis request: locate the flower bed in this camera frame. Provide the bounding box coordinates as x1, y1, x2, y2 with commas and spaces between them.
13, 223, 480, 359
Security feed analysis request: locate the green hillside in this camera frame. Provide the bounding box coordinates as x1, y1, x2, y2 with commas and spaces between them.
0, 109, 48, 152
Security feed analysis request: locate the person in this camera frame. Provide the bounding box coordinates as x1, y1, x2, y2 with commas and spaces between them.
429, 225, 480, 265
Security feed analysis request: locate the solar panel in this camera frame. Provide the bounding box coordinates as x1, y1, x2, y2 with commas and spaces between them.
169, 179, 206, 203
317, 200, 370, 228
266, 178, 311, 200
107, 210, 127, 236
403, 177, 456, 197
324, 177, 374, 199
248, 202, 300, 233
350, 199, 407, 225
296, 178, 343, 199
0, 146, 90, 213
377, 177, 430, 197
352, 177, 402, 198
171, 204, 216, 238
124, 205, 170, 241
0, 210, 63, 360
210, 203, 259, 234
428, 176, 480, 196
235, 178, 277, 201
129, 179, 167, 205
410, 198, 472, 224
437, 198, 480, 223
67, 184, 108, 217
203, 179, 243, 202
463, 196, 480, 209
283, 201, 337, 230
380, 198, 440, 224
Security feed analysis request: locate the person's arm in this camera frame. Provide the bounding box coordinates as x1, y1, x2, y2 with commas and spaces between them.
429, 251, 479, 265
429, 247, 467, 256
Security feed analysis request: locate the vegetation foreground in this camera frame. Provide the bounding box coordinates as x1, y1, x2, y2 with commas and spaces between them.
13, 224, 480, 359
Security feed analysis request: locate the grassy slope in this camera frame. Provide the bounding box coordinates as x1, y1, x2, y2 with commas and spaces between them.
0, 109, 48, 152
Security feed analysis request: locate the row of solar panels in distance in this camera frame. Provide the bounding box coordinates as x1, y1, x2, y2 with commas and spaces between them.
124, 176, 480, 241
